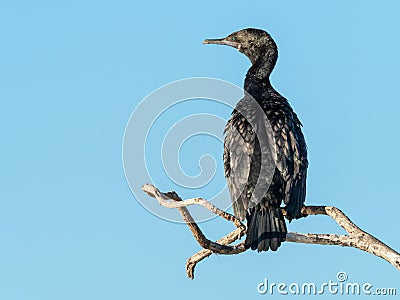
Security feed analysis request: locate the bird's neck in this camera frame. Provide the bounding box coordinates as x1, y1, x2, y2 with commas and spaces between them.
244, 51, 277, 91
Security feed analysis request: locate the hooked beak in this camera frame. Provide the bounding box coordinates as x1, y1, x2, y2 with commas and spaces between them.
203, 38, 240, 49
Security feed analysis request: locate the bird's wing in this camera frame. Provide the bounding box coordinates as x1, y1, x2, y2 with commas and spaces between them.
223, 112, 256, 221
271, 113, 308, 218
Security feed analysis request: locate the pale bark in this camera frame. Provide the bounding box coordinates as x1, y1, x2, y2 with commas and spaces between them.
142, 184, 400, 279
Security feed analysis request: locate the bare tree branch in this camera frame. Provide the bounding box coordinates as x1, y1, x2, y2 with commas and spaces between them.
142, 184, 400, 279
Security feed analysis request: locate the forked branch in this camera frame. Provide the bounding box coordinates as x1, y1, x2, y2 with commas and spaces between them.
142, 184, 400, 279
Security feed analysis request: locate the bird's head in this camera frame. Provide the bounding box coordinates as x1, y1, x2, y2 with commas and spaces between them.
203, 28, 278, 66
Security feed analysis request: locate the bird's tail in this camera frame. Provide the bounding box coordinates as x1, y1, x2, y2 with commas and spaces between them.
244, 206, 287, 252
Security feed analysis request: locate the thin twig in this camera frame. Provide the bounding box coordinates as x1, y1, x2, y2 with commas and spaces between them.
142, 184, 246, 255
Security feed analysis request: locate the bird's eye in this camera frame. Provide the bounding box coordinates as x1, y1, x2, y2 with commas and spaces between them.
231, 36, 236, 41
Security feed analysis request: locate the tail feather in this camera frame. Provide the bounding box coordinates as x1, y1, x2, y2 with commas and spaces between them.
279, 214, 287, 243
270, 212, 279, 251
258, 209, 269, 251
247, 208, 259, 250
245, 206, 287, 252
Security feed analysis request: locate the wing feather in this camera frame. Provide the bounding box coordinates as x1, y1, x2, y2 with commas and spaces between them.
223, 113, 255, 221
271, 112, 308, 219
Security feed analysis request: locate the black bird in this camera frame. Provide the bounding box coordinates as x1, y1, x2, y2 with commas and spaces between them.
204, 28, 308, 252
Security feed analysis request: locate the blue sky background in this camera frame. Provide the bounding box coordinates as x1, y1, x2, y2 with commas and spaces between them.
1, 0, 400, 299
